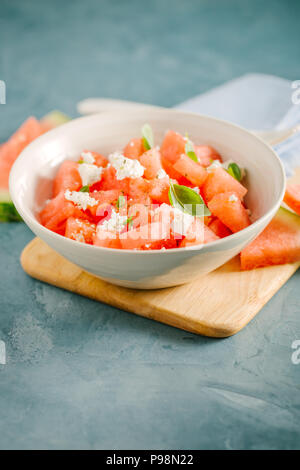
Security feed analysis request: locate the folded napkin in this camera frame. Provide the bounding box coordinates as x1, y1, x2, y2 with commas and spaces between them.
177, 73, 300, 177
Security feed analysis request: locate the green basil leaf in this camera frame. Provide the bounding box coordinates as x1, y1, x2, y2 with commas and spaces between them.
126, 216, 133, 229
79, 185, 90, 192
186, 150, 198, 162
116, 194, 126, 209
185, 135, 198, 162
227, 162, 242, 181
141, 124, 154, 150
168, 183, 210, 217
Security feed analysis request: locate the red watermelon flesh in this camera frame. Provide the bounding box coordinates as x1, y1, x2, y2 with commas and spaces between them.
179, 218, 219, 247
65, 217, 96, 244
194, 145, 222, 167
284, 184, 300, 215
208, 192, 250, 233
123, 138, 146, 159
202, 167, 247, 202
0, 117, 45, 189
173, 153, 208, 187
161, 130, 185, 164
139, 147, 163, 179
53, 160, 82, 197
240, 207, 300, 270
209, 218, 232, 238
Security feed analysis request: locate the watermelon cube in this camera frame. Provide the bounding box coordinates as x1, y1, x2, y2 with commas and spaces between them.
119, 221, 176, 250
93, 228, 122, 249
208, 192, 250, 233
53, 160, 82, 197
65, 217, 96, 244
180, 218, 219, 247
139, 147, 163, 179
194, 145, 222, 167
149, 177, 170, 204
209, 218, 232, 238
161, 130, 185, 164
172, 154, 208, 186
202, 167, 247, 202
39, 191, 76, 234
123, 138, 146, 159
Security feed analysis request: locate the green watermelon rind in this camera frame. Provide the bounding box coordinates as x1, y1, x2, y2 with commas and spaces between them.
277, 205, 300, 226
0, 190, 22, 222
40, 110, 71, 128
281, 201, 299, 216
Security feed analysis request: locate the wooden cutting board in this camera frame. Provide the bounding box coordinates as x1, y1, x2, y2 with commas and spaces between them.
21, 238, 299, 338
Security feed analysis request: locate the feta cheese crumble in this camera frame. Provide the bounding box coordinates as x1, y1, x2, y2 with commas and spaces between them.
78, 163, 102, 187
65, 189, 98, 210
99, 208, 128, 233
151, 204, 194, 237
80, 151, 95, 164
108, 151, 145, 180
207, 159, 245, 179
156, 168, 168, 179
206, 160, 222, 172
228, 194, 238, 202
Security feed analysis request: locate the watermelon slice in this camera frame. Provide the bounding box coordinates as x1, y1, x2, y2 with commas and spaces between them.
0, 111, 70, 222
240, 207, 300, 270
283, 184, 300, 215
0, 190, 22, 222
0, 117, 45, 191
40, 110, 70, 131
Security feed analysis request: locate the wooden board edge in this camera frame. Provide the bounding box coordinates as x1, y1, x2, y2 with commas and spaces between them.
20, 238, 300, 338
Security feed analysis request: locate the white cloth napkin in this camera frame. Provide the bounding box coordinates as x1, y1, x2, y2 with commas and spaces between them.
176, 73, 300, 176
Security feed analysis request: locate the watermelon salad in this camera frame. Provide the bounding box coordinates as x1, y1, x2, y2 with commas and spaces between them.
39, 125, 253, 251
3, 116, 300, 270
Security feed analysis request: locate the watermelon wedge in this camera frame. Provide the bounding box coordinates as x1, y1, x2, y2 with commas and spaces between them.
283, 184, 300, 215
240, 207, 300, 270
0, 190, 22, 222
0, 111, 70, 222
40, 110, 71, 131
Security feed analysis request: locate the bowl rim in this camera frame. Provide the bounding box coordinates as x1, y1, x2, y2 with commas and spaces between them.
9, 107, 286, 255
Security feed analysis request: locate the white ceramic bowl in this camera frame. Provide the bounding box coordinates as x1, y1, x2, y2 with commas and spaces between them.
9, 108, 285, 289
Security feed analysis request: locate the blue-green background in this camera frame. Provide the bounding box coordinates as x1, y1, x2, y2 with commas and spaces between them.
0, 0, 300, 450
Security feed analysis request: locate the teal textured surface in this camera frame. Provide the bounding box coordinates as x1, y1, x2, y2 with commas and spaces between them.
1, 0, 300, 450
